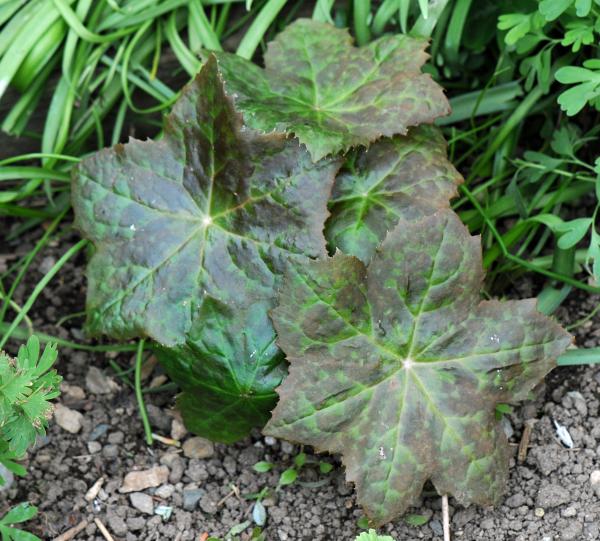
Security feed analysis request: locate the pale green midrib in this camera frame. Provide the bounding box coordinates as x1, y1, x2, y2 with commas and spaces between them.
405, 224, 449, 359
90, 136, 311, 317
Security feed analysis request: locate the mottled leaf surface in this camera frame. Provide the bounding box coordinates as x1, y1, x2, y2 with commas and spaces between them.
72, 56, 339, 442
214, 19, 449, 161
266, 211, 571, 525
326, 125, 463, 262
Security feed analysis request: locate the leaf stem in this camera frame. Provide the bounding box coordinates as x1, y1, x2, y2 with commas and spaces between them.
135, 339, 154, 446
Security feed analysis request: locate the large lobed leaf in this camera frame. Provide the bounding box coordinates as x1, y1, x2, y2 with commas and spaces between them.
72, 56, 340, 442
213, 19, 450, 161
266, 210, 571, 526
325, 125, 463, 262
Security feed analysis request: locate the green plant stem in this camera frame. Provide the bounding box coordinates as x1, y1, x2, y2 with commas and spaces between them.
353, 0, 371, 45
558, 348, 600, 365
0, 239, 87, 350
236, 0, 287, 59
460, 185, 600, 294
135, 339, 154, 445
411, 0, 451, 37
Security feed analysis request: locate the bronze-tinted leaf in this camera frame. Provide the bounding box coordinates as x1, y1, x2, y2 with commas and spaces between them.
266, 210, 571, 525
214, 19, 449, 160
326, 125, 463, 262
72, 56, 340, 442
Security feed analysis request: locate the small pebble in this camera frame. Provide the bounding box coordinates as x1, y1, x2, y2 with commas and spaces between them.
85, 366, 118, 395
155, 484, 175, 499
590, 470, 600, 498
87, 441, 101, 454
183, 488, 204, 511
54, 403, 83, 434
170, 419, 187, 441
120, 466, 170, 493
130, 492, 154, 515
182, 437, 214, 459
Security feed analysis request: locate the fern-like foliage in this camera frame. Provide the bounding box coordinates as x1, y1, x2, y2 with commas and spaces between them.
0, 336, 61, 480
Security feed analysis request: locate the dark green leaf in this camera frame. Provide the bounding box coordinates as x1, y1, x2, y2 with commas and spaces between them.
72, 57, 340, 442
325, 125, 462, 262
266, 211, 571, 525
214, 19, 449, 161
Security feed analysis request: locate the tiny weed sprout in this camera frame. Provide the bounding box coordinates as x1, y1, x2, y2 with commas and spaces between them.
355, 529, 396, 541
71, 18, 571, 529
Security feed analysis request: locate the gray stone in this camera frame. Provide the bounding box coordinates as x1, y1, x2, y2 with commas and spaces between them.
155, 484, 175, 499
531, 445, 563, 476
537, 484, 571, 508
89, 423, 110, 441
108, 431, 124, 445
199, 494, 218, 515
429, 519, 443, 536
480, 518, 495, 529
186, 459, 209, 483
147, 405, 171, 432
54, 403, 83, 434
102, 444, 119, 458
182, 437, 214, 459
183, 488, 204, 511
170, 419, 187, 441
505, 493, 527, 508
85, 366, 118, 395
87, 441, 101, 454
130, 492, 154, 515
560, 520, 583, 540
107, 512, 128, 537
126, 517, 146, 531
452, 507, 476, 527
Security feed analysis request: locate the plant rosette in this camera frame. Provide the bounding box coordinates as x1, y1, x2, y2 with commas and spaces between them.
71, 20, 455, 444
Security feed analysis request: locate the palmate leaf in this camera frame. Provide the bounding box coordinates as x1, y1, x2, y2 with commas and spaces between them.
266, 211, 571, 526
213, 19, 449, 161
72, 57, 340, 442
325, 125, 463, 262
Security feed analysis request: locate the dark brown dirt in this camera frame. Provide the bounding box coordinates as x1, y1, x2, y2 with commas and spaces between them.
1, 220, 600, 541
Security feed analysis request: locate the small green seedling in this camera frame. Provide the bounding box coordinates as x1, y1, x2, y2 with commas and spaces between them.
355, 529, 396, 541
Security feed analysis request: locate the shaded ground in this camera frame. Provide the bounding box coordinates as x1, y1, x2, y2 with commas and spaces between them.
1, 226, 600, 541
